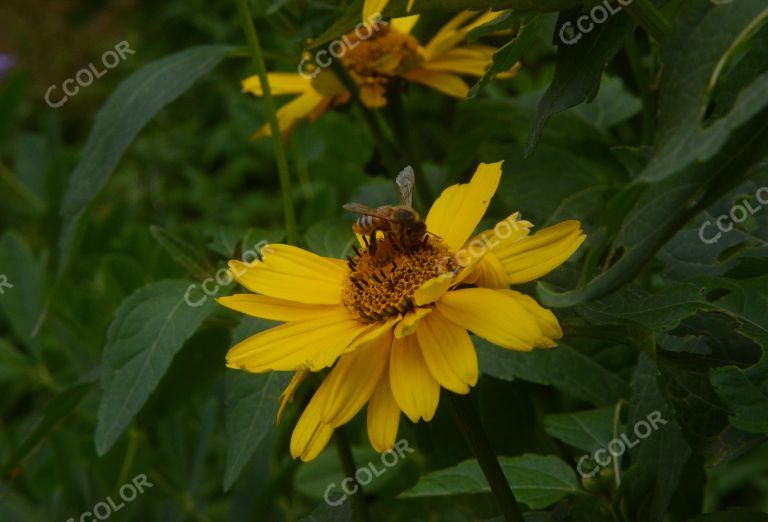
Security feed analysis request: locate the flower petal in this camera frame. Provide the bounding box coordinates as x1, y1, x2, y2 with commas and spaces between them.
390, 334, 440, 422
401, 69, 469, 98
217, 294, 340, 321
500, 290, 562, 347
226, 309, 373, 372
228, 244, 345, 305
436, 288, 542, 351
277, 369, 309, 424
494, 220, 586, 284
413, 273, 454, 306
253, 90, 327, 138
367, 370, 401, 452
422, 46, 496, 76
415, 309, 478, 394
363, 0, 389, 22
241, 72, 312, 96
394, 307, 432, 338
290, 404, 334, 461
425, 161, 503, 251
391, 15, 420, 34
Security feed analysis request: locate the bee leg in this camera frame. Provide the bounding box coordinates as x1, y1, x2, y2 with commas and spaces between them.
352, 245, 361, 257
362, 235, 370, 248
346, 256, 356, 270
370, 233, 377, 255
351, 279, 363, 290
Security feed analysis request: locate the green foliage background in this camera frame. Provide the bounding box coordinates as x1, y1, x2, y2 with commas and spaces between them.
1, 0, 768, 520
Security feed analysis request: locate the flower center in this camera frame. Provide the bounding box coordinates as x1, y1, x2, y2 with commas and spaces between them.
342, 234, 457, 323
341, 24, 422, 78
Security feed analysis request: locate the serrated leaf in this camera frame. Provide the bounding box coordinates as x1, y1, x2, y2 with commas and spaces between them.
399, 454, 582, 509
58, 45, 231, 273
711, 352, 768, 435
95, 280, 215, 455
224, 370, 290, 491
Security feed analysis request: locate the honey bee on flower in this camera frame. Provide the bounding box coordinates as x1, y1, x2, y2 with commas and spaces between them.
217, 161, 585, 461
241, 10, 520, 138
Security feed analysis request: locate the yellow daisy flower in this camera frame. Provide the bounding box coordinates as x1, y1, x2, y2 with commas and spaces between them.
218, 161, 586, 461
242, 10, 519, 138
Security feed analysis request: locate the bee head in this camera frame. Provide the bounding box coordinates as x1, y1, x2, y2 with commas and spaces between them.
394, 207, 418, 223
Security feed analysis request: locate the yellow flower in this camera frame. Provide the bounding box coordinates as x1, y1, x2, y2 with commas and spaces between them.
218, 161, 586, 461
242, 11, 519, 138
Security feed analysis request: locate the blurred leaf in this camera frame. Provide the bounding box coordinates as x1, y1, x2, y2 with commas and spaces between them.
544, 406, 615, 453
2, 382, 94, 479
95, 279, 215, 455
58, 45, 231, 273
299, 499, 353, 522
477, 339, 630, 406
399, 454, 582, 509
305, 220, 356, 259
150, 225, 215, 280
0, 231, 45, 346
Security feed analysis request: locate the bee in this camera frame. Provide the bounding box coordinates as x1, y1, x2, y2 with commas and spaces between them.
343, 166, 428, 253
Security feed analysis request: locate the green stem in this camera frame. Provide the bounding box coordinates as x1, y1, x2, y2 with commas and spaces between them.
623, 0, 672, 44
334, 429, 372, 522
329, 60, 402, 175
446, 392, 525, 522
235, 0, 298, 245
385, 88, 431, 210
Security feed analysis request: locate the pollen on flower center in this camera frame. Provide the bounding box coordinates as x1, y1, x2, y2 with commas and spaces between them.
341, 24, 422, 78
342, 235, 457, 323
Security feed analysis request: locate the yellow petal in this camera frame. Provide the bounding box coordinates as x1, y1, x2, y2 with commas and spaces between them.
302, 331, 391, 431
290, 404, 335, 461
500, 290, 562, 347
363, 0, 389, 23
360, 83, 388, 108
413, 273, 454, 306
401, 69, 469, 98
389, 334, 440, 422
423, 10, 504, 61
253, 90, 327, 138
495, 220, 586, 284
467, 251, 509, 289
436, 288, 542, 351
228, 244, 345, 305
391, 15, 420, 34
425, 161, 503, 251
415, 309, 478, 393
226, 309, 373, 372
217, 294, 340, 321
394, 307, 432, 338
367, 369, 401, 452
423, 46, 496, 76
277, 369, 309, 424
241, 72, 312, 96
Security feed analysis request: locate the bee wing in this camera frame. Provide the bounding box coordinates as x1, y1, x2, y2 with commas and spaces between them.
343, 203, 395, 220
396, 166, 415, 208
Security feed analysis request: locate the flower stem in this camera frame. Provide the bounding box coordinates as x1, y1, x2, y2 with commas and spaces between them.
235, 0, 299, 245
385, 88, 432, 210
334, 428, 372, 522
623, 0, 672, 44
446, 392, 525, 522
329, 60, 403, 176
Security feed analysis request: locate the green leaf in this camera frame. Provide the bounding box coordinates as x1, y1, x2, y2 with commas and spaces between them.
627, 354, 693, 522
150, 225, 215, 280
299, 500, 353, 522
544, 406, 616, 453
640, 1, 768, 182
224, 370, 290, 491
477, 338, 630, 406
95, 279, 215, 455
527, 9, 635, 153
469, 15, 543, 98
305, 220, 356, 259
399, 454, 582, 509
3, 382, 94, 478
0, 231, 45, 346
711, 352, 768, 435
58, 45, 231, 273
